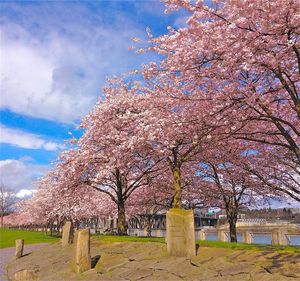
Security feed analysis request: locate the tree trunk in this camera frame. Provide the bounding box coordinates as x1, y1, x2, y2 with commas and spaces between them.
228, 218, 237, 242
226, 205, 238, 242
115, 169, 127, 235
0, 214, 3, 228
117, 199, 127, 235
172, 166, 182, 209
145, 216, 152, 237
95, 217, 98, 234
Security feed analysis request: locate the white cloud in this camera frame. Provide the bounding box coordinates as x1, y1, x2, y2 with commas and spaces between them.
0, 4, 152, 123
0, 158, 49, 192
16, 189, 36, 198
0, 125, 63, 151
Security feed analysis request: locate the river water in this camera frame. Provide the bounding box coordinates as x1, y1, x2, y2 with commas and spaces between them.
204, 233, 300, 246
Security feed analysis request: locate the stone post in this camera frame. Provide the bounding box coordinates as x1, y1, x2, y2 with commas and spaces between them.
272, 228, 289, 245
72, 228, 91, 274
15, 239, 24, 259
166, 208, 196, 257
199, 230, 206, 241
218, 230, 227, 242
243, 231, 252, 244
114, 218, 118, 230
62, 221, 73, 247
281, 229, 289, 245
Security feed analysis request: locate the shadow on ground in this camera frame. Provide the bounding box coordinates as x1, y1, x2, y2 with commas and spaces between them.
91, 255, 101, 269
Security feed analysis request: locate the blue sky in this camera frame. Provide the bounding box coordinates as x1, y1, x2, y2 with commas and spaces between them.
0, 0, 189, 196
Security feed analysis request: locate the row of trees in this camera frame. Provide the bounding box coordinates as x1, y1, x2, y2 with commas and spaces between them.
0, 184, 17, 228
5, 0, 299, 242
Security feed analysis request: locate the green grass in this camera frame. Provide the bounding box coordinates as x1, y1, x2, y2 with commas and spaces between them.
0, 228, 59, 249
93, 234, 300, 253
1, 229, 298, 254
197, 240, 300, 253
93, 234, 165, 243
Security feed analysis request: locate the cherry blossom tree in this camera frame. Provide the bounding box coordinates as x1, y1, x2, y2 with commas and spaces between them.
0, 184, 17, 227
193, 140, 272, 242
7, 164, 114, 233
112, 79, 223, 210
60, 76, 223, 235
145, 0, 299, 202
39, 165, 114, 227
89, 77, 237, 214
55, 81, 165, 235
12, 0, 298, 236
242, 144, 300, 202
126, 172, 173, 236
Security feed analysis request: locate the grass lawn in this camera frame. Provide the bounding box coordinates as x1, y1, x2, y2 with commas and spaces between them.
1, 229, 298, 253
93, 234, 165, 243
197, 239, 300, 253
0, 228, 59, 249
94, 234, 300, 253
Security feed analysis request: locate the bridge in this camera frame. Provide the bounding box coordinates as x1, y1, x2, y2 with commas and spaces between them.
199, 219, 300, 246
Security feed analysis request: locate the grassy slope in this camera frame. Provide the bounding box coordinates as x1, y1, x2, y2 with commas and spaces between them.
94, 234, 300, 253
0, 228, 59, 249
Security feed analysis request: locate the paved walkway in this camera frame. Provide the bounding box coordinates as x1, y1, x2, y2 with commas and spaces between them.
0, 244, 49, 281
4, 241, 300, 281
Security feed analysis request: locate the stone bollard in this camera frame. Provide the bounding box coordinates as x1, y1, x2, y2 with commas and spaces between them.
218, 230, 228, 242
199, 230, 206, 241
62, 221, 73, 247
243, 231, 252, 244
272, 228, 289, 245
15, 239, 24, 259
166, 208, 196, 257
72, 228, 91, 274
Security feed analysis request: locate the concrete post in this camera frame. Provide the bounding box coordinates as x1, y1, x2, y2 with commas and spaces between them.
113, 218, 117, 230
15, 239, 24, 259
199, 230, 206, 241
72, 228, 91, 274
272, 228, 289, 245
218, 230, 227, 242
243, 231, 252, 244
166, 208, 196, 257
62, 221, 73, 247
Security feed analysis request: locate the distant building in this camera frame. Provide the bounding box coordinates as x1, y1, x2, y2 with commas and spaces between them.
242, 208, 300, 224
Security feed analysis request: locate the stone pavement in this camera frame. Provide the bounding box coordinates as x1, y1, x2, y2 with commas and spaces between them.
5, 241, 300, 280
0, 243, 49, 281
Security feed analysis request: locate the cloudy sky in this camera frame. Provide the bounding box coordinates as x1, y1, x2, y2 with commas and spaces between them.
0, 0, 188, 196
